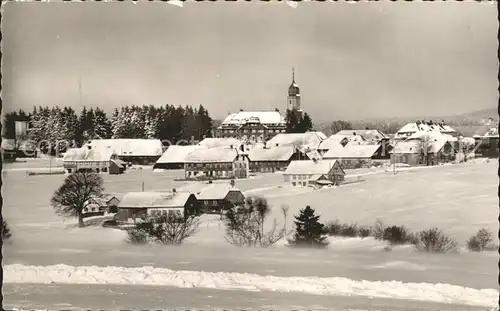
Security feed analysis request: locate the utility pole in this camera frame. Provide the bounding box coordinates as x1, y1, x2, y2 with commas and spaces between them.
142, 181, 144, 192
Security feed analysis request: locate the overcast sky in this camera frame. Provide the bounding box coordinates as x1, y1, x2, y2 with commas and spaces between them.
2, 2, 498, 122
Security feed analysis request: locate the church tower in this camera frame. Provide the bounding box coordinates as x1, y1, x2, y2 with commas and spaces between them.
287, 68, 302, 112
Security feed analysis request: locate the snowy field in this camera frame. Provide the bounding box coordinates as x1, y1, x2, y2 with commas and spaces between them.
2, 159, 499, 308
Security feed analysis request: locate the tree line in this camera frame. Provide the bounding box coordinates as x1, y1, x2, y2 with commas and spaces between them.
3, 104, 214, 153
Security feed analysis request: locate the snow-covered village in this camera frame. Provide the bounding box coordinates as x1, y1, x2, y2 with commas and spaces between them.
2, 2, 499, 311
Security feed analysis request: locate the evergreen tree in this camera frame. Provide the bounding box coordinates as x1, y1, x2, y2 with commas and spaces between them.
94, 108, 112, 139
299, 113, 313, 133
197, 104, 213, 139
288, 206, 329, 248
285, 109, 300, 133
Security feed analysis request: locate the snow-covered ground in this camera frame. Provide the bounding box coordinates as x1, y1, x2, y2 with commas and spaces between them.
4, 263, 497, 307
2, 160, 498, 308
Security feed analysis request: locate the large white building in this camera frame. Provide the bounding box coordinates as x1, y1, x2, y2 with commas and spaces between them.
216, 69, 304, 142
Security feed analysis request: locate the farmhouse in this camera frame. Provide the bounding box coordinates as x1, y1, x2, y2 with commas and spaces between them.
63, 146, 126, 174
82, 194, 121, 217
216, 110, 287, 142
247, 145, 310, 173
473, 123, 499, 158
390, 137, 456, 166
322, 144, 390, 169
86, 139, 164, 165
195, 183, 245, 214
116, 191, 200, 222
265, 132, 327, 151
184, 146, 249, 180
395, 121, 457, 140
153, 145, 204, 170
283, 159, 345, 187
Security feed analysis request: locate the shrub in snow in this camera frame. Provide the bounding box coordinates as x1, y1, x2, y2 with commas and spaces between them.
382, 225, 417, 245
224, 196, 284, 248
467, 228, 494, 252
127, 214, 200, 245
126, 228, 149, 244
288, 206, 329, 249
358, 227, 372, 238
339, 223, 359, 237
414, 228, 458, 253
325, 220, 342, 236
2, 220, 12, 241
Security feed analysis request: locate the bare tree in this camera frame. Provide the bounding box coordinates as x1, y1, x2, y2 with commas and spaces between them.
130, 213, 200, 245
224, 196, 284, 248
2, 219, 12, 241
51, 171, 104, 228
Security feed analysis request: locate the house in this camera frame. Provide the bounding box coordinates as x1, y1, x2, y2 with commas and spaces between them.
390, 137, 457, 166
473, 123, 499, 158
395, 121, 457, 140
85, 139, 164, 165
317, 135, 350, 155
216, 110, 287, 142
82, 194, 121, 217
198, 138, 242, 149
195, 183, 245, 214
184, 146, 249, 180
265, 132, 327, 152
116, 191, 200, 222
63, 146, 126, 174
247, 145, 310, 173
153, 145, 204, 170
322, 144, 390, 169
283, 159, 345, 187
334, 129, 389, 144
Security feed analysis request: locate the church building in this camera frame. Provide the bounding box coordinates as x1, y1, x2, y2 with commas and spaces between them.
216, 69, 303, 142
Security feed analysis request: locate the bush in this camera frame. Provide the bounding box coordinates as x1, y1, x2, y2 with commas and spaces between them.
467, 228, 494, 252
2, 220, 12, 241
358, 227, 372, 238
415, 228, 458, 253
325, 220, 342, 236
339, 223, 359, 237
126, 228, 149, 244
382, 225, 416, 245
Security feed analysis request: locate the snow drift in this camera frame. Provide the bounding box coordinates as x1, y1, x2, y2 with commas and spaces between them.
4, 264, 497, 307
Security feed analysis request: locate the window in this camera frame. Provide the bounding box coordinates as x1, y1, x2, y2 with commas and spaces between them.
292, 182, 296, 186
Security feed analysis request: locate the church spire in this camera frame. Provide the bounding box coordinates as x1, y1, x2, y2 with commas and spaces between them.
292, 67, 295, 83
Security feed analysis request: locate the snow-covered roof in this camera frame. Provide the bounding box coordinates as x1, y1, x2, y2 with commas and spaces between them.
220, 111, 286, 126
247, 145, 296, 162
63, 147, 115, 162
284, 159, 343, 175
184, 146, 241, 163
391, 141, 422, 154
397, 122, 456, 135
196, 184, 243, 200
473, 125, 499, 138
86, 139, 163, 157
335, 130, 388, 141
323, 144, 381, 159
318, 135, 348, 151
156, 145, 205, 164
406, 131, 458, 143
198, 138, 242, 149
266, 132, 326, 150
119, 191, 192, 209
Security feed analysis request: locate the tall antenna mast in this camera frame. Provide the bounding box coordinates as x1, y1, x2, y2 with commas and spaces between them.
79, 76, 83, 107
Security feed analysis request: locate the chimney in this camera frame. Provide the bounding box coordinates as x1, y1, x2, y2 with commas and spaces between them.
275, 143, 279, 147
230, 145, 233, 149
240, 109, 243, 112
275, 108, 279, 112
172, 188, 177, 193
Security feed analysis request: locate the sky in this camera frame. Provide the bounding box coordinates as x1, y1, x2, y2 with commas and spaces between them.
2, 1, 498, 123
